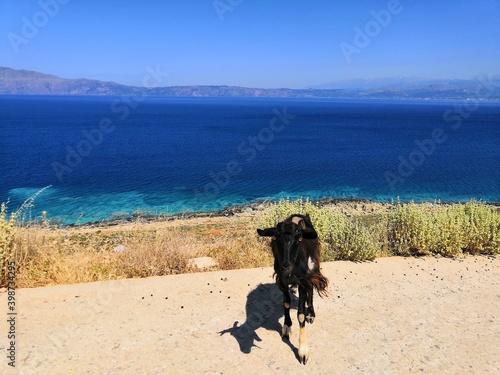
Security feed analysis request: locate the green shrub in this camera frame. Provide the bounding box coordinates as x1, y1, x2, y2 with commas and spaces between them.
430, 206, 466, 257
384, 200, 500, 257
461, 201, 500, 254
386, 202, 434, 256
332, 219, 379, 261
261, 199, 500, 261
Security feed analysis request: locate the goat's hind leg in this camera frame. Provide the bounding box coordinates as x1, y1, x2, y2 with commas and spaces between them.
281, 288, 292, 340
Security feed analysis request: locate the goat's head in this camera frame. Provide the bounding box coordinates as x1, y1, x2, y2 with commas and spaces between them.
257, 215, 318, 275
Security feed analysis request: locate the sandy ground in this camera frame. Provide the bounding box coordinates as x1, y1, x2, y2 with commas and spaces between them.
1, 256, 499, 375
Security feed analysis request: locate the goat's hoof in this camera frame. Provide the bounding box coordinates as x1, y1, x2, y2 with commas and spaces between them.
281, 325, 292, 340
298, 346, 309, 365
305, 314, 315, 324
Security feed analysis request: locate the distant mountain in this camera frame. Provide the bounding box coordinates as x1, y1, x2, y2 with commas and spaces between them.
308, 76, 500, 99
307, 77, 428, 90
1, 67, 499, 100
0, 67, 142, 96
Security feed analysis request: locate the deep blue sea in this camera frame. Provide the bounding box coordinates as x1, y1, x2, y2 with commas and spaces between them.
1, 95, 499, 224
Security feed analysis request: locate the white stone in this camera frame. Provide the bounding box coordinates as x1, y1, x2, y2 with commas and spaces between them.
187, 256, 218, 270
112, 245, 127, 252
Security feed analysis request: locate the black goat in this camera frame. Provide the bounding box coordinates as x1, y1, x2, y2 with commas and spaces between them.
257, 214, 328, 364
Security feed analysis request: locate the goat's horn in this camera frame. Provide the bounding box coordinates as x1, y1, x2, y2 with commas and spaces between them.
291, 216, 303, 225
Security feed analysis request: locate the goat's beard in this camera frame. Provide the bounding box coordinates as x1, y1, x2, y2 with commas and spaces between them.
281, 267, 296, 282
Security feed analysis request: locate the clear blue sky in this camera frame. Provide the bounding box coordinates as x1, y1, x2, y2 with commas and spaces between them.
1, 0, 499, 88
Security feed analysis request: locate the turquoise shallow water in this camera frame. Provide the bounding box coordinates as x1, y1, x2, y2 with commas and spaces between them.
1, 96, 499, 224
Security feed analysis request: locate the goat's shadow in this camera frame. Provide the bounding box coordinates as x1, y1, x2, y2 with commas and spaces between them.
219, 283, 299, 360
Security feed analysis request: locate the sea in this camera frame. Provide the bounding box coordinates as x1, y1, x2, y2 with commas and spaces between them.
1, 95, 499, 225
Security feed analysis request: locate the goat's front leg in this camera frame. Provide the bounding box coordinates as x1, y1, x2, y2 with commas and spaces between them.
281, 287, 292, 340
297, 286, 309, 364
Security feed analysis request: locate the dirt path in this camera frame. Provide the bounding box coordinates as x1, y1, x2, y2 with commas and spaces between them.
1, 256, 499, 374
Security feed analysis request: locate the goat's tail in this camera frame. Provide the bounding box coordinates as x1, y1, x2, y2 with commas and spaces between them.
310, 272, 329, 298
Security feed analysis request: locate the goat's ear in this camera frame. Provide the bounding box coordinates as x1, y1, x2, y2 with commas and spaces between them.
257, 228, 277, 237
301, 229, 318, 240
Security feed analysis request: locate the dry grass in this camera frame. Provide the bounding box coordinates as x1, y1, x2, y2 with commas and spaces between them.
0, 203, 17, 286
4, 216, 273, 288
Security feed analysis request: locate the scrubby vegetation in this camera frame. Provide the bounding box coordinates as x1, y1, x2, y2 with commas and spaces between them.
260, 198, 500, 261
387, 201, 500, 257
1, 198, 498, 288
